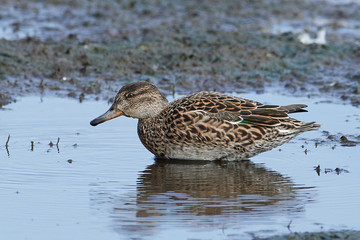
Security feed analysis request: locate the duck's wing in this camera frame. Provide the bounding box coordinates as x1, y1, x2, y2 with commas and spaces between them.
173, 92, 308, 127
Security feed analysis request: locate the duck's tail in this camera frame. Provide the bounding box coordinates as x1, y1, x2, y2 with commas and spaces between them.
299, 121, 321, 132
280, 105, 320, 133
280, 104, 308, 114
278, 120, 320, 136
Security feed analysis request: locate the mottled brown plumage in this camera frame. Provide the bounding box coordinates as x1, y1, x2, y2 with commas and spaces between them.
90, 81, 320, 160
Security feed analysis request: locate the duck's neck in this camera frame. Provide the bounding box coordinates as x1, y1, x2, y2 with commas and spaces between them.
138, 97, 169, 119
137, 100, 168, 132
150, 100, 168, 118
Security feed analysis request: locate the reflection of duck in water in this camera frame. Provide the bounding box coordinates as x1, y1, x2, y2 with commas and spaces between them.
105, 160, 312, 236
135, 160, 298, 217
91, 81, 319, 160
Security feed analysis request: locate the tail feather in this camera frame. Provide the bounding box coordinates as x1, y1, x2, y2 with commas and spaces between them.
299, 121, 321, 132
278, 121, 320, 136
280, 104, 308, 113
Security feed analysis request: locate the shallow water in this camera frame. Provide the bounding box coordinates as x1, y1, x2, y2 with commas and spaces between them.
1, 93, 359, 240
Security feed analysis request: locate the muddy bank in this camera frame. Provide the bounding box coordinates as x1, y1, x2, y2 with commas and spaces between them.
1, 32, 358, 104
1, 0, 360, 108
263, 230, 360, 240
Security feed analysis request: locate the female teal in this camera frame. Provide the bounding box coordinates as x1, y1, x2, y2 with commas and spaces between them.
91, 81, 319, 160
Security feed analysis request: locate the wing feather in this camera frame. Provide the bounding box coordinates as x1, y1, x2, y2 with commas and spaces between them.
171, 92, 308, 127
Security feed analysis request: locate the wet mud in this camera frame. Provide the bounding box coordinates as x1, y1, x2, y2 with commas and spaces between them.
1, 0, 360, 108
262, 230, 360, 240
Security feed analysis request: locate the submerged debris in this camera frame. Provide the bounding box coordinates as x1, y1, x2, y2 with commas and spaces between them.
340, 135, 358, 147
314, 165, 350, 176
320, 131, 360, 147
48, 138, 61, 152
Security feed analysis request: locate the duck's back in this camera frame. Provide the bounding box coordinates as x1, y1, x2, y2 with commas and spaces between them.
137, 91, 319, 160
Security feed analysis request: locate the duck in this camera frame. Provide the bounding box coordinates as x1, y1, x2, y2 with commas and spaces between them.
90, 81, 320, 161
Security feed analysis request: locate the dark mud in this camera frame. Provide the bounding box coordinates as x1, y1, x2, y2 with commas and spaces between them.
262, 230, 360, 240
320, 130, 360, 147
1, 0, 360, 108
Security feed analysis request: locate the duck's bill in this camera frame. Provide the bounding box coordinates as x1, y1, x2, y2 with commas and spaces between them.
90, 108, 124, 126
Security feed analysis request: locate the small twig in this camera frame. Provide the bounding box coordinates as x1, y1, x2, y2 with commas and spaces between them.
5, 134, 10, 147
315, 165, 321, 176
56, 137, 60, 153
5, 134, 10, 157
287, 220, 293, 232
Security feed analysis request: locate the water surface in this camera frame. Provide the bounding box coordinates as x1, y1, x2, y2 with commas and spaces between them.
1, 94, 359, 240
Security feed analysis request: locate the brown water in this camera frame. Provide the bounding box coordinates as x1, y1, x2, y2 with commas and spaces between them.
1, 94, 359, 240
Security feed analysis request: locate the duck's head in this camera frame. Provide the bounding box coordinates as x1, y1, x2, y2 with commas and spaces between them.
90, 81, 168, 126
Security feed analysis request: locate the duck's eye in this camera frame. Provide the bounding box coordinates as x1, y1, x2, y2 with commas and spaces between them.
126, 93, 135, 98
